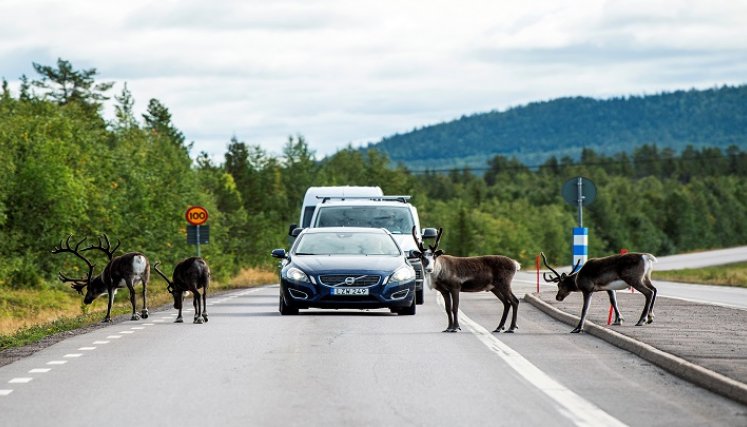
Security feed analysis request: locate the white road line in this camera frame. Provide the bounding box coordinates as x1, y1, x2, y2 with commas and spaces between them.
8, 378, 32, 384
93, 341, 109, 344
119, 331, 134, 334
0, 389, 12, 396
63, 354, 83, 358
29, 369, 51, 373
106, 335, 122, 339
78, 347, 96, 351
142, 323, 155, 326
46, 361, 67, 365
456, 310, 628, 427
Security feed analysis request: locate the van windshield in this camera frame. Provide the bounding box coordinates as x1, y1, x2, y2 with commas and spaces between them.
314, 206, 414, 234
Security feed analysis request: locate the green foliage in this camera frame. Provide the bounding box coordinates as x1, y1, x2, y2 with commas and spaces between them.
371, 85, 747, 170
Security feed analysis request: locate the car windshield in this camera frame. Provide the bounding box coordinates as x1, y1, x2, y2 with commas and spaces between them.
294, 232, 401, 256
314, 206, 414, 234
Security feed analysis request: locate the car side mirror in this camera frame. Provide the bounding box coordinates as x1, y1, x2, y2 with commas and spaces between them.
290, 227, 303, 237
271, 249, 288, 259
287, 224, 298, 236
421, 228, 438, 240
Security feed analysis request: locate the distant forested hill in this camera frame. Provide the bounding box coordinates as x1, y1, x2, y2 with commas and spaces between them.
367, 85, 747, 170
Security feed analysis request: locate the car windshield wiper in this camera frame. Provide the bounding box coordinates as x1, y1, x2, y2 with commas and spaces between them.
294, 252, 317, 255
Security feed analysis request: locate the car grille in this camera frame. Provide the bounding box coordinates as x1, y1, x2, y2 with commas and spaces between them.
319, 274, 381, 287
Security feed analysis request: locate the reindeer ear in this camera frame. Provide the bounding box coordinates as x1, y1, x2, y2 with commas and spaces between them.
434, 249, 444, 257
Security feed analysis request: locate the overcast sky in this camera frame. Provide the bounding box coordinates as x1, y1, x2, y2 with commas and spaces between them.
2, 0, 746, 161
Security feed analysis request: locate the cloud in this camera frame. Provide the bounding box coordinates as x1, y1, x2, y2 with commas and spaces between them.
2, 0, 746, 160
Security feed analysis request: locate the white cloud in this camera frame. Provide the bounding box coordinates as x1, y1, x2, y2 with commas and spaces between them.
2, 0, 746, 161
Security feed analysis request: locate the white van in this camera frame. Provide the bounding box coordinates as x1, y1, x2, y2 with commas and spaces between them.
293, 186, 383, 230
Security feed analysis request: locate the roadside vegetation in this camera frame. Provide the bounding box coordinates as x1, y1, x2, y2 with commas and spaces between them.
1, 58, 746, 349
655, 263, 747, 288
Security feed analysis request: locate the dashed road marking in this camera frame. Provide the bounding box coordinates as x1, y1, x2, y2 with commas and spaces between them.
29, 369, 51, 373
47, 361, 67, 365
93, 341, 109, 344
131, 327, 145, 330
0, 390, 12, 396
63, 354, 83, 358
106, 335, 122, 339
78, 347, 96, 351
119, 331, 134, 334
8, 378, 32, 384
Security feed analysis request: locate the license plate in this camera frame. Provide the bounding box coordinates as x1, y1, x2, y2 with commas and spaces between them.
331, 287, 369, 296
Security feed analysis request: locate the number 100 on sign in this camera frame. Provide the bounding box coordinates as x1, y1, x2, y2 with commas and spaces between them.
186, 206, 209, 226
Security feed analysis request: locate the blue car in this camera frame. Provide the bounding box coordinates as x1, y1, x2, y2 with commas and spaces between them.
271, 227, 417, 315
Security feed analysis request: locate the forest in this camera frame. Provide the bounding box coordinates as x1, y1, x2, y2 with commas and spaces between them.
371, 85, 747, 170
1, 59, 746, 294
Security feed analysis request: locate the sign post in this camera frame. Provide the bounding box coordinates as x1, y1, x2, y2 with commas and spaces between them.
561, 176, 596, 270
185, 206, 209, 257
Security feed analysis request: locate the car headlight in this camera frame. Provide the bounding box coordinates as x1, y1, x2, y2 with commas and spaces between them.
389, 266, 415, 284
286, 267, 310, 283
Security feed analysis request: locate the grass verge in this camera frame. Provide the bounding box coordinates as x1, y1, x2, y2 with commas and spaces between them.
655, 262, 747, 288
0, 267, 278, 351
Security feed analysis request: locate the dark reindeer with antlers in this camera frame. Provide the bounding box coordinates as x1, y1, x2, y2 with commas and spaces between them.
541, 251, 657, 333
153, 257, 210, 324
52, 234, 151, 323
411, 227, 521, 333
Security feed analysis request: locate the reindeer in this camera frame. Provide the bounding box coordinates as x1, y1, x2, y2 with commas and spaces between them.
411, 227, 521, 333
153, 257, 210, 324
541, 251, 657, 333
52, 234, 150, 323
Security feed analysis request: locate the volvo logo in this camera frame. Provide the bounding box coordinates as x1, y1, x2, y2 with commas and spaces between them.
344, 277, 355, 285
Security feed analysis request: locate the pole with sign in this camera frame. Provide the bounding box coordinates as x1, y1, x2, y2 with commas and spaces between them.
561, 176, 596, 270
186, 206, 209, 256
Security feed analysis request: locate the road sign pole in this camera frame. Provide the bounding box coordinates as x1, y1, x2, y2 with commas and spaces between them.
577, 176, 584, 227
196, 225, 201, 257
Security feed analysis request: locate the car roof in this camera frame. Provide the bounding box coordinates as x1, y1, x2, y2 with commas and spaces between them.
299, 226, 392, 235
315, 199, 412, 207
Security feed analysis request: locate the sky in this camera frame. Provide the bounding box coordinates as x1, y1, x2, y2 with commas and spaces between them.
2, 0, 746, 162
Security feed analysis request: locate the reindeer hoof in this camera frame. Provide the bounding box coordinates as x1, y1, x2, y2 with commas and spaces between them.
141, 310, 149, 319
175, 317, 184, 323
493, 327, 504, 333
194, 318, 204, 324
505, 328, 517, 333
102, 318, 112, 324
612, 319, 623, 326
570, 328, 583, 333
202, 314, 209, 322
130, 314, 141, 321
635, 321, 645, 326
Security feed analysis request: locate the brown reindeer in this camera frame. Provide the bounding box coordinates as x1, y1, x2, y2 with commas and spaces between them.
153, 257, 210, 324
411, 227, 521, 333
541, 252, 657, 333
52, 234, 150, 323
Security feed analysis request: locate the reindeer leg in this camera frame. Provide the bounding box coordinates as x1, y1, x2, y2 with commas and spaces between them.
140, 278, 149, 319
449, 289, 461, 332
631, 282, 654, 326
506, 290, 520, 333
491, 288, 509, 332
607, 290, 624, 325
104, 290, 115, 323
126, 279, 140, 321
175, 292, 184, 323
440, 290, 453, 332
202, 290, 209, 322
194, 292, 205, 324
572, 291, 593, 333
644, 278, 657, 324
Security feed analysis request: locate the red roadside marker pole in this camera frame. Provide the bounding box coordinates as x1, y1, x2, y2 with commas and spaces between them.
536, 254, 541, 293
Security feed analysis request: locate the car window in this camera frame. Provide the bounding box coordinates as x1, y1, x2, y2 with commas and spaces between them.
295, 232, 400, 255
315, 206, 414, 234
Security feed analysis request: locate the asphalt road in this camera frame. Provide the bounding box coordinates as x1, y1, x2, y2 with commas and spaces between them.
1, 280, 745, 426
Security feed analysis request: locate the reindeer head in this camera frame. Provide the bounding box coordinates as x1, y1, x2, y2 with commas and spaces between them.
153, 262, 182, 310
411, 226, 444, 274
541, 252, 581, 301
52, 235, 97, 303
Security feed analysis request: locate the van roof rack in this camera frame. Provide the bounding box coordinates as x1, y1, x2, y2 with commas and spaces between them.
317, 195, 411, 204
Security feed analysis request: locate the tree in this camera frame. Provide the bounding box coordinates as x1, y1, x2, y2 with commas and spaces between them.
31, 58, 114, 110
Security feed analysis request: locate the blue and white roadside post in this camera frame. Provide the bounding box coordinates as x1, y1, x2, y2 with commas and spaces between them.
562, 176, 596, 270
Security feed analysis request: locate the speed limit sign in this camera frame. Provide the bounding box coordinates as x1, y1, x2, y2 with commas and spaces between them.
185, 206, 209, 226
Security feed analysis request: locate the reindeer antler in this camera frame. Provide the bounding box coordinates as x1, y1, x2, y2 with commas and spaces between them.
429, 228, 443, 252
51, 235, 95, 293
152, 262, 175, 294
411, 226, 427, 253
82, 233, 121, 260
540, 252, 562, 283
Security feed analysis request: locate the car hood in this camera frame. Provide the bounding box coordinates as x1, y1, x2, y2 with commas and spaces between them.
291, 254, 405, 273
